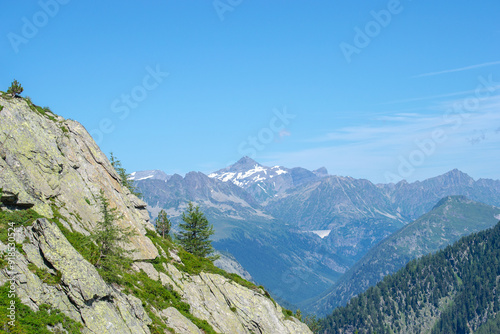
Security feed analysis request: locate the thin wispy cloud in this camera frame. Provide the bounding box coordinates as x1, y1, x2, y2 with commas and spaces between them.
413, 60, 500, 78
267, 92, 500, 183
380, 85, 500, 106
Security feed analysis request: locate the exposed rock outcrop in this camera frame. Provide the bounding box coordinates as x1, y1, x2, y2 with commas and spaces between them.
131, 261, 312, 334
1, 216, 311, 333
159, 307, 203, 334
0, 96, 157, 260
1, 218, 152, 334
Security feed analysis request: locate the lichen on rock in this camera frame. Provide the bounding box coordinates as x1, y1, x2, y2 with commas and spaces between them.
0, 96, 157, 260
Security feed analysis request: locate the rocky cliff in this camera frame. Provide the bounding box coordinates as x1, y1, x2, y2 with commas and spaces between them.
0, 95, 157, 260
0, 94, 311, 334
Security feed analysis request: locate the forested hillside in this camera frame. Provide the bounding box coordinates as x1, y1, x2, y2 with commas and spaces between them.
319, 220, 500, 333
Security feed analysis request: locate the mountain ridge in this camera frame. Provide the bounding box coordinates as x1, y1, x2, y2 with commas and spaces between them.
306, 195, 500, 316
134, 159, 500, 307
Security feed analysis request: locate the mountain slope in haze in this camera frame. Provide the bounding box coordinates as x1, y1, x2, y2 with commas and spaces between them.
308, 196, 500, 316
135, 171, 350, 304
320, 220, 500, 334
264, 175, 406, 261
381, 169, 500, 221
262, 167, 500, 263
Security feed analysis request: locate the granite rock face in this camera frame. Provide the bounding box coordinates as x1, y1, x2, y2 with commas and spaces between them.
0, 96, 157, 260
132, 262, 312, 334
1, 218, 152, 334
159, 307, 203, 334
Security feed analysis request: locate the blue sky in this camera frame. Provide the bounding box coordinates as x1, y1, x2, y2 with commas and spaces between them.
2, 1, 500, 183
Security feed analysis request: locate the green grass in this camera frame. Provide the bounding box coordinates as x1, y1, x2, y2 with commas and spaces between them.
176, 246, 257, 290
50, 204, 99, 266
0, 105, 3, 112
121, 270, 187, 311
145, 228, 273, 302
0, 283, 82, 333
0, 207, 43, 244
282, 308, 293, 319
145, 229, 174, 260
28, 263, 62, 285
24, 97, 57, 122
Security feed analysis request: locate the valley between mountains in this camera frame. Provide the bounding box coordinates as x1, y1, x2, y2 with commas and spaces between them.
132, 156, 500, 313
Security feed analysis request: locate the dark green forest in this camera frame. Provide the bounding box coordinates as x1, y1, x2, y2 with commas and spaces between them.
319, 221, 500, 333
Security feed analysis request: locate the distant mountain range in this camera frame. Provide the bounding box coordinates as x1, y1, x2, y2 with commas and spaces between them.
306, 196, 500, 316
379, 168, 500, 221
134, 167, 350, 304
133, 157, 500, 307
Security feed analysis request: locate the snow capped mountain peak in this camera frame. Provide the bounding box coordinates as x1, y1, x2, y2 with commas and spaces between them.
128, 169, 171, 181
208, 157, 328, 202
208, 157, 289, 189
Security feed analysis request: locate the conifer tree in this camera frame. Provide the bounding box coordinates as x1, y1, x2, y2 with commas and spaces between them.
155, 209, 171, 238
177, 202, 215, 258
92, 189, 135, 281
7, 79, 23, 97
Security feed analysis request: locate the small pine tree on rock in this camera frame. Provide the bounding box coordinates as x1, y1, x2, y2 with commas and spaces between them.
155, 209, 171, 238
177, 202, 216, 258
7, 79, 23, 97
91, 189, 135, 282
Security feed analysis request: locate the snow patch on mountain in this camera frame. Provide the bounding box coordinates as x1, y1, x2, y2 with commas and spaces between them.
136, 175, 154, 181
129, 169, 171, 181
209, 162, 288, 188
272, 166, 288, 175
374, 208, 398, 220
307, 230, 331, 238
